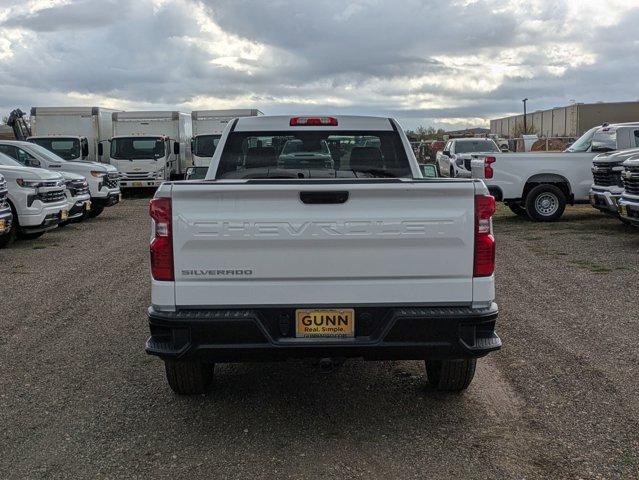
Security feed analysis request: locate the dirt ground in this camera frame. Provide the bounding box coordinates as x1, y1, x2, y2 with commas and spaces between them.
1, 199, 637, 479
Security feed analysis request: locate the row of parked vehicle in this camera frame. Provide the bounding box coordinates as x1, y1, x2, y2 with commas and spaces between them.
17, 107, 263, 188
434, 122, 639, 226
0, 139, 121, 248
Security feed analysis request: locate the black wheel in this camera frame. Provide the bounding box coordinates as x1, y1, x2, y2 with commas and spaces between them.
524, 184, 566, 222
18, 230, 45, 240
164, 360, 214, 395
507, 203, 528, 218
87, 205, 104, 218
0, 204, 18, 248
425, 359, 476, 392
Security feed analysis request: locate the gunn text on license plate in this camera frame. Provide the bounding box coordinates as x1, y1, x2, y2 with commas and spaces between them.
295, 309, 355, 338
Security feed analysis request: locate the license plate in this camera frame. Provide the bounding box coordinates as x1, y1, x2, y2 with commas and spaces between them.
133, 181, 143, 187
0, 219, 6, 232
619, 205, 628, 217
295, 309, 355, 338
118, 193, 123, 202
85, 201, 91, 212
60, 210, 68, 221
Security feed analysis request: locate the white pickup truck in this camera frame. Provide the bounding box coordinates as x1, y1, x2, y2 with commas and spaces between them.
470, 123, 639, 221
145, 115, 501, 395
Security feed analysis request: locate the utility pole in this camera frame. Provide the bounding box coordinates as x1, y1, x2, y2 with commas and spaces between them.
522, 98, 528, 133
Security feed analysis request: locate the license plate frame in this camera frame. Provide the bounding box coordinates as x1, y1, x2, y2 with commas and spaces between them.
295, 309, 355, 338
133, 181, 143, 187
0, 219, 6, 232
85, 201, 91, 212
60, 210, 68, 221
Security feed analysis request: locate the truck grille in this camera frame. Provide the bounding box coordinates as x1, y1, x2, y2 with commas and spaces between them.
122, 172, 154, 180
105, 173, 120, 189
592, 163, 622, 187
66, 179, 89, 197
37, 190, 66, 203
0, 177, 7, 203
623, 166, 639, 196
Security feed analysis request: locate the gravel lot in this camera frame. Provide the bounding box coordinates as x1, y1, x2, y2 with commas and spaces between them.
1, 197, 638, 479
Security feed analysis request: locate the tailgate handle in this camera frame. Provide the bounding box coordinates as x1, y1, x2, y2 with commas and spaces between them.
300, 191, 349, 204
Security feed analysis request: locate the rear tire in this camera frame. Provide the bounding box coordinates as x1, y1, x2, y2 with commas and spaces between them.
524, 184, 566, 222
507, 203, 528, 218
87, 206, 104, 218
164, 360, 214, 395
425, 359, 476, 392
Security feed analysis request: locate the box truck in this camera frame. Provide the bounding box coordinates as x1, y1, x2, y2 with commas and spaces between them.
191, 109, 262, 167
28, 107, 119, 163
110, 111, 192, 188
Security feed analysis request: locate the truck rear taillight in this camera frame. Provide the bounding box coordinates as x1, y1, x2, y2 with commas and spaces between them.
289, 117, 338, 126
149, 197, 174, 281
474, 194, 496, 277
484, 156, 496, 179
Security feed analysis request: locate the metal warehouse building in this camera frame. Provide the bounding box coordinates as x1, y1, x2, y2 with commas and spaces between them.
490, 101, 639, 138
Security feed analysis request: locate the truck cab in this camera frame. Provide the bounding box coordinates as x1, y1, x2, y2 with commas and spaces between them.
110, 135, 179, 188
27, 135, 89, 161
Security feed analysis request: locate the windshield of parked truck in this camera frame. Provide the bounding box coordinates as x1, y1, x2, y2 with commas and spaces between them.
454, 140, 499, 154
0, 152, 24, 167
565, 126, 599, 152
216, 131, 411, 179
26, 143, 67, 164
110, 137, 166, 160
591, 130, 618, 153
193, 134, 221, 157
29, 137, 80, 160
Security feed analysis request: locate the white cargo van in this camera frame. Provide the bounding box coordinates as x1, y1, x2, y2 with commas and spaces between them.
110, 111, 192, 188
28, 107, 119, 163
191, 109, 262, 167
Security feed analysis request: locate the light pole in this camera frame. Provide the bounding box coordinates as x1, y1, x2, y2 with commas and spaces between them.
522, 98, 528, 133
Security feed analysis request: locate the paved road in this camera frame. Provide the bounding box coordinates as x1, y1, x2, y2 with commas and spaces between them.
1, 199, 637, 479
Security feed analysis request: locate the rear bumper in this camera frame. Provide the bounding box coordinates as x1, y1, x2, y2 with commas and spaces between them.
146, 303, 500, 362
589, 187, 623, 214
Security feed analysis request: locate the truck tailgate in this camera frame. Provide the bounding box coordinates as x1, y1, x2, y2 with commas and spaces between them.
170, 181, 476, 307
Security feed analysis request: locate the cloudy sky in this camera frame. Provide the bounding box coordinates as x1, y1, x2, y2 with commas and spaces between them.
0, 0, 638, 130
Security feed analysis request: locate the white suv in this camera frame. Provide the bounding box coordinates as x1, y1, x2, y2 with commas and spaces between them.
0, 173, 14, 247
0, 152, 68, 242
0, 140, 121, 218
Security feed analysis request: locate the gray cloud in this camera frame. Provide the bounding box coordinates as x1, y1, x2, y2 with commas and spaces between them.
0, 0, 637, 130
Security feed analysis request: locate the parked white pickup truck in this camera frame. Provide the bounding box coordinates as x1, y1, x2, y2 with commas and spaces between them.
471, 123, 639, 221
0, 173, 14, 247
436, 138, 502, 178
4, 140, 121, 218
145, 115, 501, 395
618, 156, 639, 227
0, 152, 68, 242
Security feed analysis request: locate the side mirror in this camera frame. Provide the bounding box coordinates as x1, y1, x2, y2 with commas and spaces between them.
500, 146, 509, 152
27, 158, 41, 168
173, 142, 180, 155
82, 143, 89, 157
420, 164, 438, 178
186, 167, 194, 178
443, 150, 451, 157
98, 143, 103, 156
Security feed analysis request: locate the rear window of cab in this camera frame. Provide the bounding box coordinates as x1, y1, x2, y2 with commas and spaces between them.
215, 130, 411, 179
